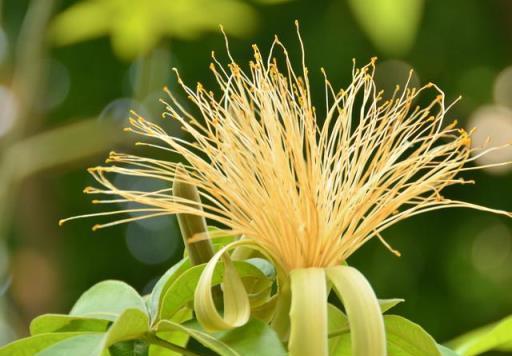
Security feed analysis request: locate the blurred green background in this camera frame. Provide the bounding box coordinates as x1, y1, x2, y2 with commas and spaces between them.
1, 0, 512, 349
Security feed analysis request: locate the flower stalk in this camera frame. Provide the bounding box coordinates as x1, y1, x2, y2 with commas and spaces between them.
173, 164, 215, 266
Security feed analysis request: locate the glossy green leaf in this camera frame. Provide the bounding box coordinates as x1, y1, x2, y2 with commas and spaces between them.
37, 309, 150, 356
155, 320, 238, 356
109, 340, 148, 356
212, 319, 287, 356
159, 258, 267, 320
447, 315, 512, 355
103, 308, 150, 347
329, 315, 440, 356
208, 226, 238, 252
149, 258, 191, 323
30, 314, 110, 335
149, 330, 189, 356
328, 304, 349, 354
37, 334, 105, 356
0, 332, 100, 356
245, 257, 276, 279
379, 299, 405, 314
437, 344, 460, 356
385, 315, 440, 356
70, 280, 147, 321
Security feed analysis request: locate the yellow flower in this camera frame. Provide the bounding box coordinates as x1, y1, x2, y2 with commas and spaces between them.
62, 29, 510, 273
61, 25, 512, 356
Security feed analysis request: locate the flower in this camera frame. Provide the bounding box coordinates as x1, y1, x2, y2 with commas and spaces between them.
61, 26, 511, 273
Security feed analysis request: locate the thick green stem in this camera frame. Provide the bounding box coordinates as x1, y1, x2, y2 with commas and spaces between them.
173, 165, 223, 308
173, 166, 215, 265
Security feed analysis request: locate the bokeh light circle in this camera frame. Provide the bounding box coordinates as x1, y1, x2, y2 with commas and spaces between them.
493, 66, 512, 108
125, 221, 179, 265
99, 98, 149, 126
467, 105, 512, 174
471, 223, 512, 280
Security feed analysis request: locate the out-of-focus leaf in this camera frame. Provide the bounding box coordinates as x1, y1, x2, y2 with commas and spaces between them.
70, 280, 147, 321
0, 332, 100, 356
347, 0, 423, 56
5, 119, 125, 183
50, 0, 259, 59
447, 315, 512, 355
253, 0, 291, 3
30, 314, 110, 335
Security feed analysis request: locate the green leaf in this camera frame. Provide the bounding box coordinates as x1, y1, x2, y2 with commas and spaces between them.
329, 315, 441, 356
149, 258, 191, 323
155, 320, 238, 356
37, 334, 105, 356
212, 319, 286, 356
37, 309, 150, 356
159, 259, 267, 320
327, 304, 349, 354
109, 340, 149, 356
208, 226, 238, 251
0, 332, 97, 356
149, 331, 189, 356
245, 258, 276, 279
379, 299, 405, 314
437, 344, 460, 356
30, 314, 110, 335
447, 315, 512, 355
104, 308, 150, 347
70, 280, 147, 321
385, 315, 440, 356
